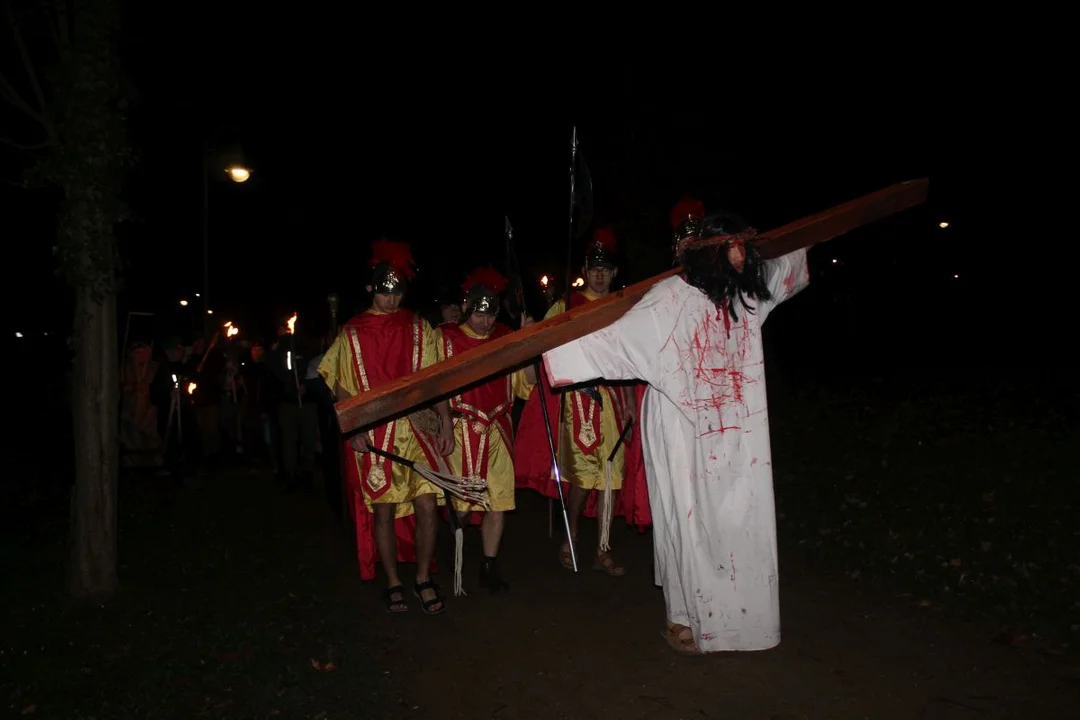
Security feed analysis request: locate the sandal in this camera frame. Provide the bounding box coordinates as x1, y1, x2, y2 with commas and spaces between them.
559, 537, 577, 570
413, 580, 446, 615
593, 549, 626, 576
662, 624, 702, 656
383, 585, 409, 614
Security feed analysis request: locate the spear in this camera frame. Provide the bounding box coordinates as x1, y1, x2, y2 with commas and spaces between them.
505, 216, 577, 572
552, 128, 578, 543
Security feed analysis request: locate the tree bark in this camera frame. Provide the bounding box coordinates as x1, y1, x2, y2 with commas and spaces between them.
67, 276, 120, 601
2, 0, 129, 602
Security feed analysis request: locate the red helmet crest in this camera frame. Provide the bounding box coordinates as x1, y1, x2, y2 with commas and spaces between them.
670, 196, 705, 229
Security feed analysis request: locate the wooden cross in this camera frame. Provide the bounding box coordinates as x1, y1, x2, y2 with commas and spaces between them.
334, 178, 929, 435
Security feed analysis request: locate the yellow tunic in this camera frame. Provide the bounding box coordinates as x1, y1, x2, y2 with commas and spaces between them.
435, 324, 533, 513
318, 309, 445, 519
545, 291, 628, 492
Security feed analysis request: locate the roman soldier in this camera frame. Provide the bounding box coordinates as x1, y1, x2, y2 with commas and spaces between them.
514, 226, 641, 575
435, 265, 536, 594
318, 238, 456, 615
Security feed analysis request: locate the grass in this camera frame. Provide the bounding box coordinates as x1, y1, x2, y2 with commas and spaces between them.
771, 368, 1080, 655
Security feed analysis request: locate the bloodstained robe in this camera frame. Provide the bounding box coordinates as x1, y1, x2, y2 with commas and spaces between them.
541, 249, 810, 652
436, 322, 534, 521
317, 309, 448, 581
515, 290, 651, 529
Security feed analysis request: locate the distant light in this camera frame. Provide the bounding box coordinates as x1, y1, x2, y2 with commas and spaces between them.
15, 332, 23, 338
179, 299, 189, 307
226, 166, 251, 183
207, 309, 214, 315
541, 275, 549, 287
831, 258, 838, 264
195, 293, 201, 298
953, 274, 959, 279
939, 221, 949, 228
572, 277, 585, 288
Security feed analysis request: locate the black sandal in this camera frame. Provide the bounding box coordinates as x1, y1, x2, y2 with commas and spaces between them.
413, 580, 446, 615
383, 585, 409, 613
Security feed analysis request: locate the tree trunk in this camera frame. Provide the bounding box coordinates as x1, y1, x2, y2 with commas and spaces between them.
67, 280, 120, 601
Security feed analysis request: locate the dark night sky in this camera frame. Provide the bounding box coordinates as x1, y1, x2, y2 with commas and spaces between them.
1, 14, 1069, 368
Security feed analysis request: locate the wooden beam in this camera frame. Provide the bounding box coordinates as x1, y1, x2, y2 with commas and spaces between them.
335, 178, 929, 434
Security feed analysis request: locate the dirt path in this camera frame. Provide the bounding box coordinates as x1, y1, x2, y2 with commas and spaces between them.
4, 468, 1078, 719
359, 491, 1080, 719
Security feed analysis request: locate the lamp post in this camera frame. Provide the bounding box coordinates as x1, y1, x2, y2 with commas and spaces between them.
202, 141, 251, 336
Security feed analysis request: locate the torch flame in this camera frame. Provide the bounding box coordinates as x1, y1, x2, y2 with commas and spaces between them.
186, 381, 197, 395
286, 312, 297, 335
224, 321, 239, 338
540, 275, 549, 287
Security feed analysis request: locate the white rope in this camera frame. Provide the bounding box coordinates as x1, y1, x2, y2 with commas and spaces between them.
453, 527, 466, 596
411, 464, 491, 510
599, 460, 614, 552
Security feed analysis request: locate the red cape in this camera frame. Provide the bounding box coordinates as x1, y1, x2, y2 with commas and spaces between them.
513, 293, 651, 531
339, 311, 445, 580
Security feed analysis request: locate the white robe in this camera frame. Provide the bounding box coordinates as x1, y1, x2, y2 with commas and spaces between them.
542, 249, 810, 652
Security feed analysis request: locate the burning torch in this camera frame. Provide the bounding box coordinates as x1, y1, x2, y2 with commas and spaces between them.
286, 312, 301, 407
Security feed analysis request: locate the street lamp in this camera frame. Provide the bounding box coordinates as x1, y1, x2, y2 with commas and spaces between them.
226, 166, 251, 183
203, 141, 251, 335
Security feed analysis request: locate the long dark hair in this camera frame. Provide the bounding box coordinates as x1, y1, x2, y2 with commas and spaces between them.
681, 211, 772, 322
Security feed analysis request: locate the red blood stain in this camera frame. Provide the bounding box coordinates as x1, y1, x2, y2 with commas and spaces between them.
682, 302, 758, 438
783, 269, 797, 296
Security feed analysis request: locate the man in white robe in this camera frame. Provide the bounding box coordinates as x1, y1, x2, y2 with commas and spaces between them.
541, 204, 810, 655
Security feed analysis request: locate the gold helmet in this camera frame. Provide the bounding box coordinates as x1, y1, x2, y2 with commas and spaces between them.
461, 265, 509, 316
368, 238, 416, 294
670, 196, 706, 262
